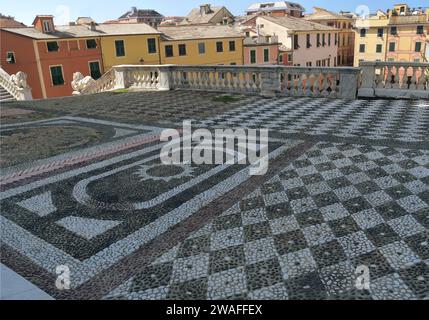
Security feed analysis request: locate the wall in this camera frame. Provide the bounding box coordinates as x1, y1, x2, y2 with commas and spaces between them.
386, 24, 428, 62
256, 17, 292, 49
244, 44, 279, 65
160, 38, 243, 65
292, 31, 338, 67
100, 34, 161, 70
0, 30, 43, 99
37, 38, 104, 98
354, 19, 389, 66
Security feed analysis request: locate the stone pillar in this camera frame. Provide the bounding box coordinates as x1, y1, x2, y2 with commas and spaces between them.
260, 67, 280, 98
338, 69, 360, 100
114, 67, 127, 90
16, 87, 33, 100
358, 62, 376, 98
158, 65, 173, 91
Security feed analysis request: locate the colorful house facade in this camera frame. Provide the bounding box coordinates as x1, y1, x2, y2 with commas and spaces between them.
354, 5, 429, 66
159, 25, 244, 65
1, 15, 161, 98
304, 7, 355, 66
255, 15, 338, 67
244, 36, 280, 65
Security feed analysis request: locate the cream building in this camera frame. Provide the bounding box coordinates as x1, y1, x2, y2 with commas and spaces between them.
256, 15, 338, 67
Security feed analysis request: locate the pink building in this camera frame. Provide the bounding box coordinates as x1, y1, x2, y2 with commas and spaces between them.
244, 36, 280, 65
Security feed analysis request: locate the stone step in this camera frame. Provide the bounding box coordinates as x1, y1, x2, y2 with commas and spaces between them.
0, 84, 15, 102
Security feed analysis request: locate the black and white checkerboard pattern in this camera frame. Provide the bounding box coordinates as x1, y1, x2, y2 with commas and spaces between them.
197, 98, 429, 143
105, 142, 429, 300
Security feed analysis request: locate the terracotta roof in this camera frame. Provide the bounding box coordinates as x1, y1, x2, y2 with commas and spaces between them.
2, 23, 161, 39
180, 6, 231, 25
304, 9, 353, 21
0, 17, 26, 28
259, 15, 338, 31
158, 25, 243, 40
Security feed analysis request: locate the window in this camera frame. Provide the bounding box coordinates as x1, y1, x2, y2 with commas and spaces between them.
198, 42, 205, 54
115, 40, 125, 57
250, 50, 256, 64
360, 29, 366, 37
322, 33, 326, 46
165, 45, 173, 57
216, 41, 223, 53
89, 61, 101, 80
47, 41, 59, 52
306, 62, 312, 67
293, 34, 299, 49
245, 31, 250, 37
377, 28, 384, 37
229, 41, 236, 52
376, 44, 382, 53
389, 42, 395, 52
86, 39, 97, 49
359, 44, 365, 53
147, 38, 157, 54
306, 34, 311, 48
317, 33, 321, 47
279, 54, 283, 63
390, 26, 397, 35
417, 25, 424, 35
50, 66, 64, 86
415, 42, 422, 52
328, 33, 331, 46
43, 21, 51, 32
264, 48, 269, 62
6, 52, 15, 64
179, 44, 186, 56
287, 53, 292, 62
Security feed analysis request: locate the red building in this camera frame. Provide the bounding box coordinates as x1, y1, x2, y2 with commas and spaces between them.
1, 15, 104, 99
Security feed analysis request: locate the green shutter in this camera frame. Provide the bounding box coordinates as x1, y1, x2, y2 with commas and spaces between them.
51, 66, 64, 85
89, 62, 101, 79
250, 50, 256, 64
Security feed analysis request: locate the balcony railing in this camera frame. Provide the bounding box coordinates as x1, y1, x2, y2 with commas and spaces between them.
358, 61, 429, 99
79, 65, 360, 100
77, 62, 429, 100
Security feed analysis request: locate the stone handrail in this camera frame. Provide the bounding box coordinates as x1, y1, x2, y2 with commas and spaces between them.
0, 67, 32, 100
81, 64, 361, 99
359, 61, 429, 99
81, 65, 174, 94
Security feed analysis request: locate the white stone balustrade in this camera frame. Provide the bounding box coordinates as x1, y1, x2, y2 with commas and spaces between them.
0, 68, 32, 101
358, 61, 429, 99
79, 64, 363, 99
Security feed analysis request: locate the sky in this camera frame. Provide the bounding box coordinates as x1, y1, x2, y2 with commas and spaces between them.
1, 0, 427, 26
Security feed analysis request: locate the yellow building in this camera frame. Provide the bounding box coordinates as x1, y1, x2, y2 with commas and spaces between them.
158, 25, 244, 65
98, 24, 162, 70
304, 7, 355, 66
354, 11, 389, 66
354, 5, 429, 66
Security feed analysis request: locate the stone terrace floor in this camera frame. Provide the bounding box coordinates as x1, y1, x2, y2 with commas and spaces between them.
0, 91, 428, 300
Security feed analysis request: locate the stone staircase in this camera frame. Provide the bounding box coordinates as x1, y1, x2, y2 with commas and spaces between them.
0, 83, 16, 102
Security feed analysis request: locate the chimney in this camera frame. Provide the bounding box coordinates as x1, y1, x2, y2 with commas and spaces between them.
88, 21, 96, 31
200, 4, 211, 15
131, 6, 138, 14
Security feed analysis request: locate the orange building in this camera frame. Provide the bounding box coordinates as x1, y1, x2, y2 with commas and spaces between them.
1, 15, 104, 99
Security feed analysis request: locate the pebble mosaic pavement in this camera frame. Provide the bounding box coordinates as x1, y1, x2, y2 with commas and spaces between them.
1, 92, 428, 300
